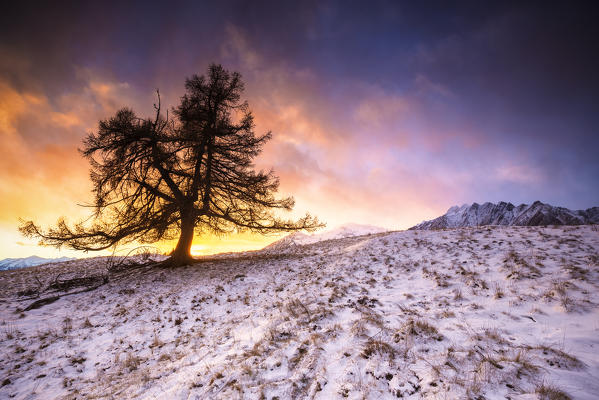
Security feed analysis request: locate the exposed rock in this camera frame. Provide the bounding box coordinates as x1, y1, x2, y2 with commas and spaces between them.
410, 201, 599, 230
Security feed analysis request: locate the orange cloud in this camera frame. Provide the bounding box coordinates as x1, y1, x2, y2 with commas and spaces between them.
50, 111, 82, 128
0, 75, 137, 256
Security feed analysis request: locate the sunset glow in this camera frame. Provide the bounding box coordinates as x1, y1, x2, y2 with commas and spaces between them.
1, 2, 597, 259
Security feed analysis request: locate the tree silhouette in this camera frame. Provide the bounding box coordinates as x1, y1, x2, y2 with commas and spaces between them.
20, 64, 322, 266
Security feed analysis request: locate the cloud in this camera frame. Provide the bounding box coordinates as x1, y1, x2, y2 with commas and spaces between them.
215, 27, 468, 229
353, 88, 411, 134
0, 73, 139, 228
495, 164, 544, 185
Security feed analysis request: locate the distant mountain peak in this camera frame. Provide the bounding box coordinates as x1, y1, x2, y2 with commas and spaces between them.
0, 255, 75, 271
411, 201, 599, 230
265, 223, 387, 250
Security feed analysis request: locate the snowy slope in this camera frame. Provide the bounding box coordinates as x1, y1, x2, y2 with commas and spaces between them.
265, 223, 387, 250
0, 255, 75, 271
411, 200, 599, 230
1, 225, 598, 399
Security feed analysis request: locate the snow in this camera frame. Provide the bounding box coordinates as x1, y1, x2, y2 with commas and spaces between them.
1, 225, 598, 399
412, 201, 599, 229
0, 256, 76, 271
266, 223, 387, 249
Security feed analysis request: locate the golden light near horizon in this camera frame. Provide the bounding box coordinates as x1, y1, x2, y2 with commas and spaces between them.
190, 243, 207, 255
186, 232, 280, 256
0, 229, 285, 260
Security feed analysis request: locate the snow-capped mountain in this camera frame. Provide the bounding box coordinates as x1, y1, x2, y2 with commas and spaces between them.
410, 201, 599, 230
265, 223, 387, 250
0, 256, 75, 271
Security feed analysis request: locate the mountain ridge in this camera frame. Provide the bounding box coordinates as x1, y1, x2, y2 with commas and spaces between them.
265, 223, 387, 250
410, 201, 599, 230
0, 255, 76, 271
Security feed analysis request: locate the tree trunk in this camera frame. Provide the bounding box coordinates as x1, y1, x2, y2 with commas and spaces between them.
168, 213, 196, 266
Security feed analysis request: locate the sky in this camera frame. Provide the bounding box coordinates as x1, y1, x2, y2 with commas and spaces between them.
0, 1, 598, 258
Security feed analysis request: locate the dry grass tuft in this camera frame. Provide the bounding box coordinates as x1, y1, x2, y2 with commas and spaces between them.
532, 345, 585, 370
535, 382, 572, 400
361, 338, 395, 360
493, 283, 505, 299
122, 352, 142, 371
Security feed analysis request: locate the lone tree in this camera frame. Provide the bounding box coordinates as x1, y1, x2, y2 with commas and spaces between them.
20, 64, 322, 266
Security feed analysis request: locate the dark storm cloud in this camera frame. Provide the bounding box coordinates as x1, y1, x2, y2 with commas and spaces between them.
4, 1, 597, 101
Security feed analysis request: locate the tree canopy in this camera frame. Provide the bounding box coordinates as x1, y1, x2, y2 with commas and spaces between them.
20, 64, 322, 266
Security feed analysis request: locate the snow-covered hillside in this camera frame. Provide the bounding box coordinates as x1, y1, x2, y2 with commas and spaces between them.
0, 256, 75, 271
1, 225, 598, 399
266, 223, 387, 250
411, 201, 599, 230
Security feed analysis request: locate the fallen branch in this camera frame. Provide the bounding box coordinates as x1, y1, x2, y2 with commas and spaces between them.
24, 280, 108, 311
18, 251, 163, 311
23, 296, 60, 311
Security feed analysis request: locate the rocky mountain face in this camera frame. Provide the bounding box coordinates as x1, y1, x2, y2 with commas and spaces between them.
410, 201, 599, 230
0, 256, 75, 271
